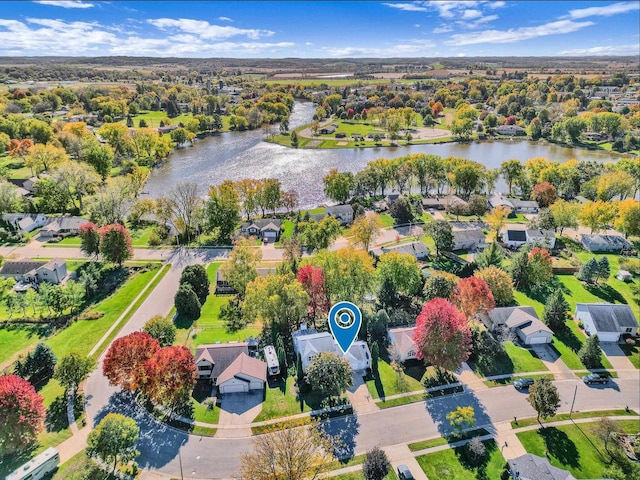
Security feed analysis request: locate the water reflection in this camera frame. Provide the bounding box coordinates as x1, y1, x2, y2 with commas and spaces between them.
145, 101, 623, 208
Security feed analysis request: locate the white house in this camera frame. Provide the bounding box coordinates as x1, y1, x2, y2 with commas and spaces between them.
2, 213, 48, 233
502, 228, 555, 249
292, 327, 371, 373
371, 241, 430, 260
215, 352, 266, 394
495, 125, 526, 136
483, 306, 553, 345
581, 234, 632, 253
387, 326, 418, 362
575, 303, 639, 342
0, 258, 67, 285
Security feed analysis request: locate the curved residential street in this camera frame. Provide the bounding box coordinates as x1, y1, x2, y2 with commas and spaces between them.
3, 238, 639, 479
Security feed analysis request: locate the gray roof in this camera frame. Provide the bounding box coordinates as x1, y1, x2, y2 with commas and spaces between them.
326, 204, 353, 216
194, 343, 249, 381
509, 198, 539, 209
42, 216, 88, 232
581, 234, 631, 251
0, 258, 44, 276
377, 241, 429, 258
489, 194, 514, 209
508, 454, 576, 480
453, 228, 485, 243
488, 306, 539, 327
241, 218, 282, 231
579, 303, 638, 333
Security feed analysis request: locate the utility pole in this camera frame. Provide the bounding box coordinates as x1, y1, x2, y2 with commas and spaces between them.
569, 384, 577, 419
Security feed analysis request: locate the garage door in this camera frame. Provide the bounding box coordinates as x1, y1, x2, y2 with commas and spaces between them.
527, 336, 549, 345
264, 231, 277, 239
221, 384, 247, 394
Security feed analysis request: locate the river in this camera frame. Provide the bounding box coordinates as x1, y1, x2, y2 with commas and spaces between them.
145, 101, 625, 208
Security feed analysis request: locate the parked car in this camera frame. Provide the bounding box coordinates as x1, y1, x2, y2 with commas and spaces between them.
397, 464, 415, 480
513, 377, 535, 390
583, 373, 609, 384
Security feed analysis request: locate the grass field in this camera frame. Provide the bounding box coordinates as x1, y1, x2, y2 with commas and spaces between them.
366, 359, 424, 400
471, 341, 547, 377
511, 408, 637, 428
253, 376, 310, 422
416, 440, 506, 479
517, 419, 640, 479
46, 265, 163, 359
179, 262, 261, 349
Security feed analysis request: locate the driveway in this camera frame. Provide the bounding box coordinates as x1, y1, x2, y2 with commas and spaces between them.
531, 344, 576, 380
217, 392, 263, 425
600, 342, 636, 372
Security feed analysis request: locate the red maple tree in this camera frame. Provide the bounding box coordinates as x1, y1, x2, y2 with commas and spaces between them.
413, 298, 471, 372
103, 332, 159, 392
144, 346, 197, 406
0, 374, 45, 454
452, 277, 495, 321
532, 182, 558, 208
98, 223, 133, 265
297, 265, 330, 326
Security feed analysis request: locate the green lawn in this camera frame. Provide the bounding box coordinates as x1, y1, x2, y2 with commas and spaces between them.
330, 470, 398, 480
379, 214, 395, 227
620, 342, 640, 368
191, 381, 221, 424
517, 419, 640, 479
471, 341, 547, 377
0, 326, 47, 365
416, 440, 506, 479
50, 451, 117, 480
408, 428, 491, 452
483, 373, 553, 388
253, 376, 310, 422
182, 263, 261, 348
366, 359, 424, 400
46, 265, 162, 359
511, 408, 637, 428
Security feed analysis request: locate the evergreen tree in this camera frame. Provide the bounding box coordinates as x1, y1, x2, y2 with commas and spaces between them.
579, 335, 603, 368
596, 257, 610, 284
296, 353, 303, 382
378, 277, 400, 310
362, 446, 391, 480
578, 257, 599, 283
371, 342, 379, 375
474, 241, 504, 269
543, 290, 570, 331
174, 284, 201, 320
510, 250, 529, 290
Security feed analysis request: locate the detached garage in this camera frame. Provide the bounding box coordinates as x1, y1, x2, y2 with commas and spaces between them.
217, 352, 266, 394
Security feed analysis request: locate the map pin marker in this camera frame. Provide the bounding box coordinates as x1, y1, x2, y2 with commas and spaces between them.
328, 301, 362, 354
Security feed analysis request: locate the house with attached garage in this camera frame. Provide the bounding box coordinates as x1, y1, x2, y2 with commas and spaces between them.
194, 342, 266, 394
482, 306, 553, 345
0, 258, 67, 285
40, 216, 88, 238
575, 303, 639, 342
292, 325, 371, 373
502, 228, 555, 249
240, 218, 282, 242
581, 234, 632, 253
387, 326, 418, 362
508, 454, 577, 480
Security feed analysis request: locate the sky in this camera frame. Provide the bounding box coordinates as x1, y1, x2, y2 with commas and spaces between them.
0, 1, 638, 58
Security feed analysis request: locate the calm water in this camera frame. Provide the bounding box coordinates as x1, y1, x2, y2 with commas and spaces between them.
145, 101, 625, 208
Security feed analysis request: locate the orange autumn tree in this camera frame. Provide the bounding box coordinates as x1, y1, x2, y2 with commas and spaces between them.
144, 346, 196, 406
414, 298, 471, 372
452, 276, 495, 321
0, 374, 45, 455
103, 332, 160, 392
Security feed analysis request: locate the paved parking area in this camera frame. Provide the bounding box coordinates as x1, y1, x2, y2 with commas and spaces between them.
600, 342, 636, 371
218, 391, 263, 425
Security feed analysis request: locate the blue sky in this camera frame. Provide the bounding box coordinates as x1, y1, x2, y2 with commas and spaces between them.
0, 1, 637, 57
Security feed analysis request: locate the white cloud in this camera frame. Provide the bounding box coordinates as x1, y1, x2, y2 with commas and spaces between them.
148, 18, 274, 40
217, 16, 233, 22
445, 19, 594, 45
568, 1, 639, 19
323, 41, 435, 57
0, 17, 294, 57
305, 41, 314, 46
383, 3, 429, 12
35, 1, 94, 8
462, 9, 482, 20
488, 1, 506, 9
432, 25, 453, 34
559, 44, 640, 56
